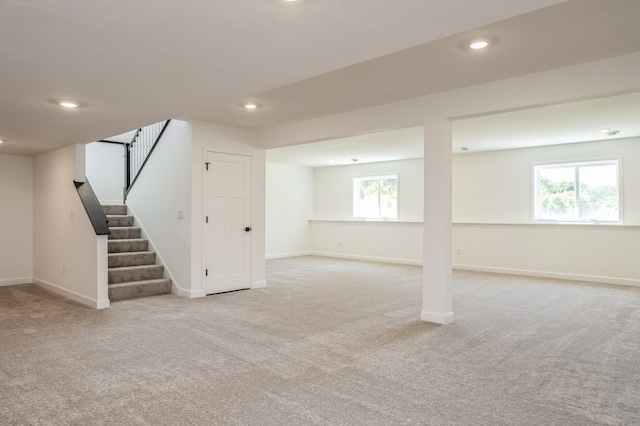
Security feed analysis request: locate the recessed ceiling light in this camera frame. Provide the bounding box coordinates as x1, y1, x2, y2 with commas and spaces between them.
0, 139, 4, 144
328, 159, 334, 163
470, 40, 488, 49
240, 102, 262, 110
59, 101, 79, 108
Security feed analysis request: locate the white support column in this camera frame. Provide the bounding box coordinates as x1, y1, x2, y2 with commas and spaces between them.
421, 119, 454, 324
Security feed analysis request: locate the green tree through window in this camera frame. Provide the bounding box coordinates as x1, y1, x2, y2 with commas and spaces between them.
354, 175, 398, 219
535, 161, 620, 222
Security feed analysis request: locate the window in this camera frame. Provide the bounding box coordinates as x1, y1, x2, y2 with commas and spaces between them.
533, 160, 620, 222
353, 175, 398, 219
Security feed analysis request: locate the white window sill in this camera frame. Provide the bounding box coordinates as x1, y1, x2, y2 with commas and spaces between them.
309, 219, 422, 224
453, 222, 638, 228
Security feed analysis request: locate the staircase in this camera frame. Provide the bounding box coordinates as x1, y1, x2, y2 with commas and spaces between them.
103, 205, 172, 301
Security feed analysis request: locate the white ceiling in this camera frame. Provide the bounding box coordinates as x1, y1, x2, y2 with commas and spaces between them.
266, 91, 640, 167
266, 126, 424, 168
452, 91, 640, 152
205, 0, 640, 130
2, 0, 640, 156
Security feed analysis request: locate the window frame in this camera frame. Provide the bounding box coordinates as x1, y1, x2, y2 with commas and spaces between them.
532, 158, 622, 224
353, 174, 399, 220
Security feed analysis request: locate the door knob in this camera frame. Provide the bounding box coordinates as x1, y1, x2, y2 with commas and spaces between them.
245, 227, 252, 232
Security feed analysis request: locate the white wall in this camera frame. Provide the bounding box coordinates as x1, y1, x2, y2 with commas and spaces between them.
281, 138, 640, 285
0, 154, 34, 286
265, 163, 314, 258
33, 144, 109, 308
452, 137, 640, 285
314, 158, 423, 221
86, 142, 124, 204
453, 224, 639, 285
127, 120, 193, 294
190, 120, 266, 295
309, 158, 424, 264
310, 221, 423, 265
453, 137, 640, 224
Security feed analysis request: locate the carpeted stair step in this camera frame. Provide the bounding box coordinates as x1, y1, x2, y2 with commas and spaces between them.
100, 203, 172, 302
108, 227, 141, 240
107, 215, 134, 227
108, 251, 156, 268
108, 239, 148, 253
102, 205, 127, 215
108, 265, 164, 284
108, 279, 172, 301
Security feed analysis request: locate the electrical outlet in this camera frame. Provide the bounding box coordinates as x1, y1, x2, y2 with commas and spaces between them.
456, 249, 462, 255
339, 241, 343, 247
62, 265, 66, 275
178, 209, 183, 220
70, 210, 74, 221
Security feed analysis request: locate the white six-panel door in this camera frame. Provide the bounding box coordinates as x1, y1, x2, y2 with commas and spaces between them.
205, 152, 251, 294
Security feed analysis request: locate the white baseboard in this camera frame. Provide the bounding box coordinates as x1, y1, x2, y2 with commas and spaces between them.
33, 277, 106, 309
421, 310, 455, 325
252, 280, 267, 289
192, 290, 206, 298
96, 299, 111, 309
0, 277, 32, 287
453, 264, 640, 288
311, 251, 423, 266
266, 252, 313, 260
171, 286, 205, 298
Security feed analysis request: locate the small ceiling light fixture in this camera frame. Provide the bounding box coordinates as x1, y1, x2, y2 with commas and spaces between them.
240, 102, 262, 110
59, 101, 79, 108
470, 40, 489, 49
599, 128, 620, 136
0, 139, 4, 144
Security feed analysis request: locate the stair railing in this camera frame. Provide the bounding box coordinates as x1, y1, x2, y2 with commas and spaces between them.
123, 119, 171, 203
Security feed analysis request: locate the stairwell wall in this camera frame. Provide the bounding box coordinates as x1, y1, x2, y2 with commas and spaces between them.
126, 120, 193, 295
86, 142, 125, 204
33, 144, 109, 308
0, 154, 33, 286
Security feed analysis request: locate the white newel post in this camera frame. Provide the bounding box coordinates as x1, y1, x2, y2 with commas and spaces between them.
421, 119, 454, 324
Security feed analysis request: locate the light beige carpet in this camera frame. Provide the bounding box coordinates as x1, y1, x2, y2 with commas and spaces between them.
1, 256, 639, 425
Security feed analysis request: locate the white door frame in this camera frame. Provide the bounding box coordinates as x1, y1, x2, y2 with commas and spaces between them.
202, 149, 256, 294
